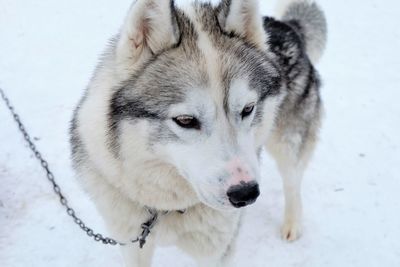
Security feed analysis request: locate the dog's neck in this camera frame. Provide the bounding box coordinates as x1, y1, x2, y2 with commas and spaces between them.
116, 159, 201, 211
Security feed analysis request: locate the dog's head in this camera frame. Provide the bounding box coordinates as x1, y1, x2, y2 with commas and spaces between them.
110, 0, 282, 211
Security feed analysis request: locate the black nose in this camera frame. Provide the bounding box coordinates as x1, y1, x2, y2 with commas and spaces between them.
227, 182, 260, 208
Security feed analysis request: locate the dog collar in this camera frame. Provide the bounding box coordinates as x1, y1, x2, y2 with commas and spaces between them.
130, 206, 186, 248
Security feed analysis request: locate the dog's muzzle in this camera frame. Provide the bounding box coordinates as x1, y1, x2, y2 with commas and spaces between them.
227, 181, 260, 208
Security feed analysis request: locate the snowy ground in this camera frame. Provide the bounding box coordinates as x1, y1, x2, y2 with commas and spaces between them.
1, 0, 400, 266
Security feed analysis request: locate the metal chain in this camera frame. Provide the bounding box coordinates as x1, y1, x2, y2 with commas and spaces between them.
0, 87, 159, 247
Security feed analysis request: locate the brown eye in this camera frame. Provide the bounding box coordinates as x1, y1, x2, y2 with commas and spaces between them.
241, 103, 255, 119
173, 115, 201, 130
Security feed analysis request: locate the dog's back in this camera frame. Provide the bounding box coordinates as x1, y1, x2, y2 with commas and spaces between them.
263, 0, 326, 241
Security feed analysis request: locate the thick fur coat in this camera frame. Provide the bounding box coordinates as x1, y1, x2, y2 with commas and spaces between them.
70, 0, 327, 266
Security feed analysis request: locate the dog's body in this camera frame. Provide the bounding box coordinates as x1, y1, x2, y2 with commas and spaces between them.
70, 0, 326, 266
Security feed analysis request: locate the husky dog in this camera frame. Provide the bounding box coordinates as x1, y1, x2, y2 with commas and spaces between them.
70, 0, 326, 266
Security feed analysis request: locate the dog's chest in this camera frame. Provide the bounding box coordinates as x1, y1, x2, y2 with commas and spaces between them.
156, 204, 242, 257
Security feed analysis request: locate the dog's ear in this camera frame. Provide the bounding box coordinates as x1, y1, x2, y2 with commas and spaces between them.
218, 0, 267, 49
116, 0, 179, 70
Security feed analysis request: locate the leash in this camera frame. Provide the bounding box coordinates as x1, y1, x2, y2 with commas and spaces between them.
0, 87, 163, 248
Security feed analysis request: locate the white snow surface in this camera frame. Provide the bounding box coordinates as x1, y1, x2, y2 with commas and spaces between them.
1, 0, 400, 266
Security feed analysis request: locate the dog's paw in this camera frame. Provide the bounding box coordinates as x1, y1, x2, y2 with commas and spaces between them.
281, 220, 302, 242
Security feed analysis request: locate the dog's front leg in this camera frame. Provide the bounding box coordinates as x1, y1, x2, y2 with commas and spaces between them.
278, 156, 305, 242
121, 241, 155, 267
267, 132, 318, 242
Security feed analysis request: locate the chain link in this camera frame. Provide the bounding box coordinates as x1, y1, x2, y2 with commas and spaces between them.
0, 87, 161, 247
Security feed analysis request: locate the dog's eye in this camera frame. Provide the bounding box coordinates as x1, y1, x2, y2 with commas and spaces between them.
173, 115, 201, 130
241, 103, 255, 119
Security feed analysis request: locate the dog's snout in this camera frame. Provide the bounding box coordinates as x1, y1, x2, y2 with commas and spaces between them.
227, 181, 260, 208
226, 158, 253, 184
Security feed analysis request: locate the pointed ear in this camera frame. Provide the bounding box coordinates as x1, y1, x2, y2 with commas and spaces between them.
218, 0, 267, 49
116, 0, 179, 69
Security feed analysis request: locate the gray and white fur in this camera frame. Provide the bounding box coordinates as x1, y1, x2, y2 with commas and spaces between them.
70, 0, 327, 266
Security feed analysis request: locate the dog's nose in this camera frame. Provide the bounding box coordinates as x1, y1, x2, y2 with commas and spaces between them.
227, 181, 260, 208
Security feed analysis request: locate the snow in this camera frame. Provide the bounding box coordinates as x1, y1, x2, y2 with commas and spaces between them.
1, 0, 400, 266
